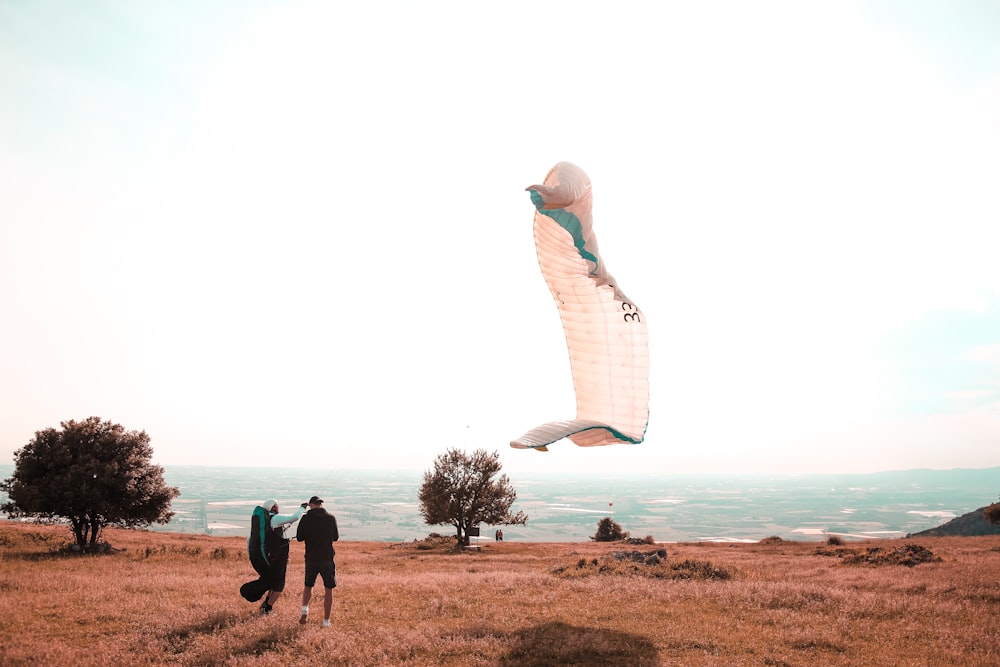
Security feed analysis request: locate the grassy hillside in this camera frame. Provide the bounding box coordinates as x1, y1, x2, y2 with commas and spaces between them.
2, 522, 999, 666
910, 506, 1000, 537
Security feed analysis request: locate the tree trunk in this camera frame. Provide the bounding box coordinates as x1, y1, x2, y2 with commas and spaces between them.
71, 518, 86, 549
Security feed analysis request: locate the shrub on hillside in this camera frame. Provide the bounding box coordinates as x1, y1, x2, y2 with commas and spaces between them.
592, 517, 629, 542
985, 500, 1000, 525
552, 554, 732, 580
669, 558, 732, 580
841, 543, 939, 567
413, 533, 456, 551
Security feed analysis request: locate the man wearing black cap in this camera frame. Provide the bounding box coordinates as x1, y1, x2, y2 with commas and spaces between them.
296, 495, 339, 627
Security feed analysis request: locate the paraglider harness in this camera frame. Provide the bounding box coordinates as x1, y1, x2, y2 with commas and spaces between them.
240, 505, 290, 603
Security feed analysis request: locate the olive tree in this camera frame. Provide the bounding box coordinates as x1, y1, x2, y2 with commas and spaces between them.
418, 448, 527, 546
1, 417, 180, 550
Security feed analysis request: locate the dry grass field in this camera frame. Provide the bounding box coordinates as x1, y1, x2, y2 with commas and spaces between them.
1, 521, 998, 666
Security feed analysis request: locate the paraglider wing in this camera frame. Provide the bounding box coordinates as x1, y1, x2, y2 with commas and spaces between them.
511, 162, 649, 451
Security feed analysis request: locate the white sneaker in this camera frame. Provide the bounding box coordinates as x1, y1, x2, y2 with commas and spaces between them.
322, 619, 331, 628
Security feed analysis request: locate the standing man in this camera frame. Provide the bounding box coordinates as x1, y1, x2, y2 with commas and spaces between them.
296, 495, 339, 627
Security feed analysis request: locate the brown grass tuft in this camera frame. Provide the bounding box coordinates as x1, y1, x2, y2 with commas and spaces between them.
839, 543, 941, 567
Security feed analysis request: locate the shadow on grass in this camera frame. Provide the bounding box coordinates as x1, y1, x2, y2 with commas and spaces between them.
0, 550, 68, 561
492, 621, 658, 667
227, 623, 302, 661
162, 611, 244, 654
161, 611, 304, 665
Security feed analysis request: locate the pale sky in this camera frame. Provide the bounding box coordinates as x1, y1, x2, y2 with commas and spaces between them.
1, 1, 999, 476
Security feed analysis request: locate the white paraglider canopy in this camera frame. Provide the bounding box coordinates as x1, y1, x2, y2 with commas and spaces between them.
511, 162, 649, 451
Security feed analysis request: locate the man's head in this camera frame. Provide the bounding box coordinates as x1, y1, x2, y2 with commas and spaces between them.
308, 495, 324, 507
263, 498, 279, 513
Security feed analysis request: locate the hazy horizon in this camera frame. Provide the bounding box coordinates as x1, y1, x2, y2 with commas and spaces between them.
156, 464, 1000, 543
152, 461, 1000, 478
6, 464, 996, 543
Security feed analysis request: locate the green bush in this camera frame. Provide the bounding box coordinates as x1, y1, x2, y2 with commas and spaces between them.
984, 501, 1000, 524
591, 517, 629, 542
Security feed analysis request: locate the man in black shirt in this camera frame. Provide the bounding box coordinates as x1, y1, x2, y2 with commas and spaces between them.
296, 495, 339, 627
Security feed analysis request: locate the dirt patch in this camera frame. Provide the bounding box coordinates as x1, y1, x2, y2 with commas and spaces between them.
817, 542, 941, 567
552, 553, 732, 580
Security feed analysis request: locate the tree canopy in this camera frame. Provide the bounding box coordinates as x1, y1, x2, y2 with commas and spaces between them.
418, 448, 527, 546
1, 417, 180, 550
592, 516, 629, 542
985, 498, 1000, 525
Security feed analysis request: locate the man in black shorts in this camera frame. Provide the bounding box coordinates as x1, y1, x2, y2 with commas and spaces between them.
296, 495, 339, 627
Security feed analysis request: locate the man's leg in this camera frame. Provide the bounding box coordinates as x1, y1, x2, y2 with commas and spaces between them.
264, 558, 287, 612
301, 561, 315, 624
299, 587, 311, 624
323, 586, 334, 626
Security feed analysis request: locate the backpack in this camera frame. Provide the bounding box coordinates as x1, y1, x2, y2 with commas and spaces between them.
248, 505, 270, 567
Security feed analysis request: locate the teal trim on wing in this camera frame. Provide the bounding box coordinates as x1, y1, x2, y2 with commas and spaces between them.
572, 421, 646, 446
598, 424, 645, 445
511, 418, 646, 450
620, 416, 650, 445
529, 189, 599, 272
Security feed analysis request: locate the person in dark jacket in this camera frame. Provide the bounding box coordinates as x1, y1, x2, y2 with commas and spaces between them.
247, 499, 305, 614
296, 495, 339, 627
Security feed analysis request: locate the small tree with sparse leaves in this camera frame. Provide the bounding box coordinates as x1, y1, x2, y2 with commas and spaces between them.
1, 417, 179, 550
592, 516, 629, 542
985, 497, 1000, 525
418, 448, 527, 547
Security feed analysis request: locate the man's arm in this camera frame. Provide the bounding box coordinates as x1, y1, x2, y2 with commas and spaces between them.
330, 515, 339, 542
296, 513, 308, 541
272, 505, 304, 527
